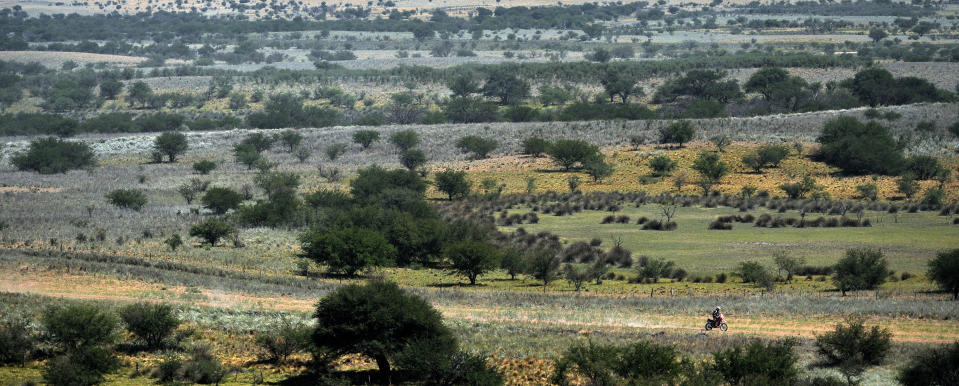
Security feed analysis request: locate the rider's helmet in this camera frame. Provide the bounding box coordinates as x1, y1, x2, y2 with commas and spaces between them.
715, 306, 721, 311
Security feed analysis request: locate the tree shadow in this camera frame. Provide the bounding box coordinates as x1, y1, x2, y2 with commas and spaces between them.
277, 370, 417, 386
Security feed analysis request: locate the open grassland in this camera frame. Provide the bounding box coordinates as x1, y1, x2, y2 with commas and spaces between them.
0, 51, 147, 68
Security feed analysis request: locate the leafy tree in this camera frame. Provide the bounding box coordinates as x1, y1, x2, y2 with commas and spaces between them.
712, 339, 799, 386
232, 143, 262, 170
897, 342, 959, 386
325, 143, 348, 161
743, 144, 790, 172
400, 149, 427, 170
255, 320, 312, 364
816, 318, 891, 383
443, 96, 499, 123
636, 258, 675, 283
389, 129, 420, 151
817, 116, 903, 175
164, 234, 183, 251
228, 92, 247, 110
189, 218, 235, 246
0, 321, 33, 365
904, 155, 944, 180
833, 249, 889, 296
773, 250, 805, 282
352, 130, 381, 149
927, 249, 959, 300
583, 155, 614, 182
856, 183, 879, 201
600, 70, 642, 104
868, 28, 888, 42
455, 135, 498, 159
106, 189, 147, 211
527, 250, 561, 290
445, 240, 500, 285
587, 47, 611, 63
299, 227, 395, 276
276, 129, 302, 152
312, 281, 455, 377
659, 121, 695, 147
898, 173, 920, 199
238, 132, 275, 152
11, 137, 96, 174
552, 340, 683, 386
192, 160, 216, 175
447, 73, 481, 97
434, 169, 472, 200
500, 249, 526, 280
482, 72, 530, 105
201, 187, 243, 215
349, 165, 427, 203
653, 69, 743, 104
99, 78, 123, 99
153, 132, 188, 162
127, 81, 153, 108
692, 151, 729, 195
547, 139, 600, 171
42, 304, 121, 386
119, 302, 180, 350
521, 136, 551, 157
648, 155, 676, 177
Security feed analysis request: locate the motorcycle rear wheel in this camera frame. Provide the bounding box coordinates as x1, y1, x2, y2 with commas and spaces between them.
719, 323, 728, 332
704, 323, 713, 331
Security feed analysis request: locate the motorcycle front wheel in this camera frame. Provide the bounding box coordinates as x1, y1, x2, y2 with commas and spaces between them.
719, 323, 728, 332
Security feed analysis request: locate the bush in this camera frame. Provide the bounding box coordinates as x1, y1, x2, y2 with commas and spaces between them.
659, 121, 695, 147
897, 342, 959, 386
711, 339, 799, 385
743, 144, 790, 172
43, 304, 120, 385
153, 131, 189, 163
552, 340, 683, 386
817, 116, 903, 175
0, 321, 33, 365
299, 227, 395, 276
106, 189, 147, 211
434, 169, 472, 200
11, 137, 96, 174
192, 160, 216, 175
201, 187, 243, 215
833, 248, 889, 295
547, 139, 600, 171
312, 281, 456, 377
522, 136, 551, 157
389, 129, 420, 151
927, 249, 959, 300
352, 130, 380, 149
178, 344, 227, 384
446, 240, 500, 285
400, 149, 428, 171
648, 155, 676, 177
905, 155, 944, 180
816, 318, 891, 380
119, 302, 180, 350
395, 343, 503, 386
455, 135, 499, 159
255, 320, 312, 364
735, 261, 775, 290
189, 218, 235, 246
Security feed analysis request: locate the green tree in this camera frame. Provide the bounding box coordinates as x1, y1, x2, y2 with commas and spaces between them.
547, 139, 600, 171
352, 130, 381, 149
692, 151, 729, 195
648, 155, 676, 177
153, 131, 188, 162
42, 304, 120, 386
299, 227, 395, 276
521, 137, 551, 157
817, 116, 903, 175
189, 218, 235, 246
127, 81, 153, 108
816, 318, 891, 383
119, 302, 180, 350
228, 92, 247, 110
600, 70, 642, 104
712, 339, 799, 386
482, 72, 530, 105
232, 143, 261, 170
833, 249, 889, 296
389, 129, 420, 151
927, 249, 959, 300
201, 187, 243, 215
455, 135, 498, 159
106, 189, 147, 211
192, 160, 216, 175
868, 28, 888, 43
434, 169, 472, 200
400, 149, 427, 170
312, 281, 455, 377
276, 129, 302, 152
659, 121, 695, 147
99, 79, 124, 100
445, 240, 500, 285
897, 342, 959, 386
527, 250, 561, 290
583, 155, 614, 182
325, 143, 348, 161
447, 73, 481, 97
11, 137, 96, 174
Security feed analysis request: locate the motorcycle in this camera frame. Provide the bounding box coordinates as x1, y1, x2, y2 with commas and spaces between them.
705, 314, 728, 332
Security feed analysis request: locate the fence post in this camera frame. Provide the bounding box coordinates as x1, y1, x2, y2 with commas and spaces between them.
650, 288, 654, 298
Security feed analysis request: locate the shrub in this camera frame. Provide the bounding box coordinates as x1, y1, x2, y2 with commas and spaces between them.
552, 340, 683, 385
743, 144, 790, 172
312, 281, 456, 377
583, 155, 614, 182
735, 261, 775, 290
522, 136, 551, 157
905, 155, 944, 180
856, 183, 878, 201
325, 143, 348, 161
192, 160, 216, 175
119, 302, 180, 350
395, 345, 503, 386
446, 240, 500, 285
178, 344, 227, 384
833, 248, 889, 295
897, 342, 959, 386
299, 227, 395, 276
711, 339, 799, 385
389, 129, 420, 151
816, 318, 891, 381
189, 218, 235, 246
547, 139, 600, 171
636, 258, 675, 282
400, 149, 427, 170
11, 137, 95, 174
0, 321, 33, 365
434, 169, 472, 200
255, 320, 312, 364
692, 151, 729, 195
816, 116, 903, 175
43, 304, 120, 385
106, 189, 147, 211
921, 187, 946, 207
927, 249, 959, 300
659, 120, 695, 147
153, 131, 188, 163
352, 130, 380, 149
455, 135, 498, 159
201, 187, 243, 215
648, 155, 676, 177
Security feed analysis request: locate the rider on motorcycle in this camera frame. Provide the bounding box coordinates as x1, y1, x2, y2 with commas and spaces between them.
711, 306, 723, 326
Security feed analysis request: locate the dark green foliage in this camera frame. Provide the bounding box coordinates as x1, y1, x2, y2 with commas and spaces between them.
927, 249, 959, 300
636, 258, 675, 283
447, 72, 481, 97
434, 169, 472, 200
11, 137, 95, 174
503, 105, 539, 122
455, 135, 498, 159
600, 70, 642, 104
44, 346, 120, 386
833, 249, 889, 295
255, 320, 312, 364
349, 165, 428, 203
659, 121, 695, 147
119, 302, 180, 350
527, 250, 561, 289
446, 240, 500, 285
711, 339, 799, 385
325, 143, 348, 161
177, 345, 227, 384
816, 318, 891, 381
558, 102, 656, 121
400, 149, 428, 170
299, 227, 395, 276
43, 304, 121, 386
352, 129, 381, 149
904, 155, 944, 180
127, 81, 153, 107
246, 93, 342, 129
648, 155, 676, 177
99, 78, 123, 99
583, 155, 614, 182
743, 144, 790, 172
389, 129, 420, 151
500, 249, 526, 280
521, 136, 551, 157
312, 281, 456, 377
153, 131, 188, 162
692, 151, 729, 194
395, 345, 503, 386
817, 116, 903, 175
547, 139, 600, 171
482, 72, 530, 105
232, 143, 262, 170
276, 129, 303, 152
849, 67, 948, 106
238, 132, 275, 152
106, 189, 147, 211
552, 340, 683, 385
735, 261, 776, 290
0, 113, 79, 137
949, 121, 959, 138
201, 187, 243, 215
0, 321, 33, 365
444, 96, 499, 123
653, 69, 743, 104
192, 160, 216, 175
897, 342, 959, 386
189, 218, 235, 246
